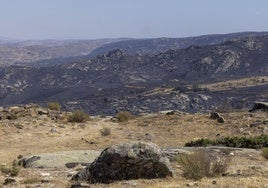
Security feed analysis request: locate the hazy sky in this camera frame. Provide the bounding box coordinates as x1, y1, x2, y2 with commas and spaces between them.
0, 0, 268, 39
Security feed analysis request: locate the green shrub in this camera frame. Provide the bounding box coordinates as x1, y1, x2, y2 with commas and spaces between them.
262, 147, 268, 159
185, 135, 268, 149
115, 111, 134, 122
47, 102, 61, 111
68, 110, 90, 123
177, 150, 229, 180
100, 127, 111, 136
0, 164, 20, 177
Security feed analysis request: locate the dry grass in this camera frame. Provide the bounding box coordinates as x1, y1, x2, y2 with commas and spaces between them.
115, 111, 134, 122
47, 102, 61, 111
100, 127, 111, 136
68, 109, 90, 122
0, 110, 267, 187
200, 76, 268, 91
177, 150, 230, 180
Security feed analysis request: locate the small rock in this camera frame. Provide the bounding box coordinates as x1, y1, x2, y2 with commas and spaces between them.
263, 120, 268, 125
50, 127, 59, 133
18, 155, 41, 168
38, 115, 49, 121
186, 182, 199, 187
212, 180, 217, 185
210, 112, 220, 120
40, 172, 50, 176
3, 178, 16, 185
58, 124, 66, 128
217, 116, 225, 123
37, 108, 48, 115
71, 183, 90, 188
243, 131, 251, 135
263, 127, 268, 134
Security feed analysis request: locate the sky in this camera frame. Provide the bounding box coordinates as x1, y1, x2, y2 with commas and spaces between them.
0, 0, 268, 40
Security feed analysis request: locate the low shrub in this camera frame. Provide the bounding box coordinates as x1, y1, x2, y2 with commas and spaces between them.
115, 111, 134, 122
0, 164, 20, 177
185, 134, 268, 149
47, 102, 61, 111
68, 110, 90, 123
177, 150, 229, 180
100, 127, 111, 136
23, 178, 41, 184
262, 147, 268, 159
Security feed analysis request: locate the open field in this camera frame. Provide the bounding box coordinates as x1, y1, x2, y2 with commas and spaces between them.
0, 107, 267, 187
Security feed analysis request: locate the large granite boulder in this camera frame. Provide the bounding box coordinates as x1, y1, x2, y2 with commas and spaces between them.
72, 142, 173, 184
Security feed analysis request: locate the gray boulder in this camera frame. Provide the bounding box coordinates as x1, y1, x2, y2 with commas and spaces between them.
72, 142, 173, 184
249, 101, 268, 112
210, 112, 220, 120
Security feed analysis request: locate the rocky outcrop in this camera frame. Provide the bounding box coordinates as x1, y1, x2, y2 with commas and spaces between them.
210, 112, 225, 123
249, 101, 268, 112
72, 142, 173, 184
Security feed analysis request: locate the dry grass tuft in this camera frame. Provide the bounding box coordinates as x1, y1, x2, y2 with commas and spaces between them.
115, 111, 134, 122
176, 149, 230, 180
68, 110, 90, 123
47, 102, 61, 111
100, 127, 111, 136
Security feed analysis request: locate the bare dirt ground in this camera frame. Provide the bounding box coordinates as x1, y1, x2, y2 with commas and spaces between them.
0, 109, 268, 187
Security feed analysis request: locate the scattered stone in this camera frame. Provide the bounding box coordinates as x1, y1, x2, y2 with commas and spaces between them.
38, 115, 49, 121
249, 101, 268, 112
186, 182, 199, 187
39, 173, 50, 178
250, 120, 263, 127
18, 156, 41, 168
212, 180, 217, 185
163, 110, 182, 115
58, 124, 66, 128
50, 127, 59, 133
37, 108, 49, 115
72, 142, 173, 184
217, 116, 225, 123
243, 131, 251, 135
3, 178, 16, 185
263, 127, 268, 134
71, 182, 90, 188
263, 120, 268, 125
65, 162, 90, 168
210, 112, 220, 120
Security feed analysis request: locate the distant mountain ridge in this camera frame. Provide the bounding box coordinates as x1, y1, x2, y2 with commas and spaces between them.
0, 32, 268, 66
89, 32, 268, 57
0, 38, 126, 66
0, 34, 267, 114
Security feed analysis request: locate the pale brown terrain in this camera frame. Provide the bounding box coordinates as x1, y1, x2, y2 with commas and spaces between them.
0, 106, 268, 187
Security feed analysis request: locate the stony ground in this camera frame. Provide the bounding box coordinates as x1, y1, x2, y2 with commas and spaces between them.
0, 106, 268, 187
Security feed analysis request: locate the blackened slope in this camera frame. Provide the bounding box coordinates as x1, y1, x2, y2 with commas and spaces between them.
0, 35, 267, 114
90, 32, 268, 57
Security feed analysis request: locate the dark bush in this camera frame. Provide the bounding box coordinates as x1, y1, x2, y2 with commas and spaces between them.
185, 135, 268, 149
